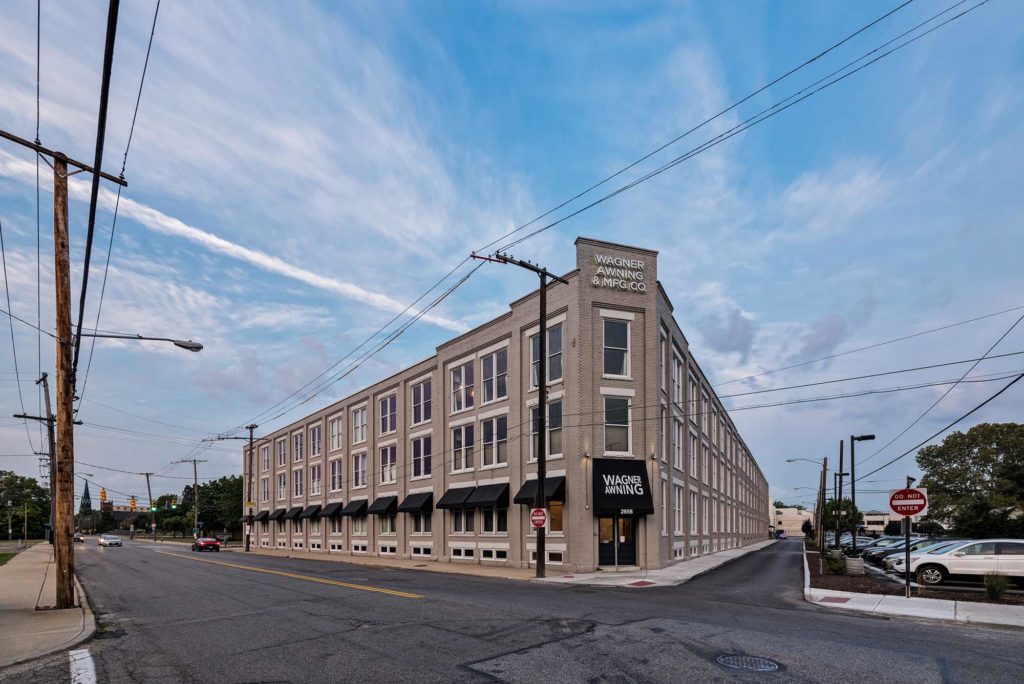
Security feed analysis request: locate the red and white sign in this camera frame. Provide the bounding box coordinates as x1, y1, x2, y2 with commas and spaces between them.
530, 508, 548, 528
889, 487, 928, 517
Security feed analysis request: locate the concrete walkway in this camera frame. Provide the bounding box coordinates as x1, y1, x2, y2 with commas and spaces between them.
539, 539, 777, 587
0, 543, 95, 669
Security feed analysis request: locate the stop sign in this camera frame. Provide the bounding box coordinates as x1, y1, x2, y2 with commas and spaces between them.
530, 508, 548, 528
889, 488, 928, 516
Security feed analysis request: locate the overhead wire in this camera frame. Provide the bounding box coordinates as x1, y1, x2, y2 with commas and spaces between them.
0, 218, 35, 452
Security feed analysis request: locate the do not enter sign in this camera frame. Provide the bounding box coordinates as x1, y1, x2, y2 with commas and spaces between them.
889, 487, 928, 516
530, 508, 548, 528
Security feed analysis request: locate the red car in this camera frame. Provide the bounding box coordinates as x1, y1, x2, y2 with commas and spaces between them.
191, 537, 221, 552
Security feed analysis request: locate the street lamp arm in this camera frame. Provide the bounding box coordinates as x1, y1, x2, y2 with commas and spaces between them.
78, 332, 203, 352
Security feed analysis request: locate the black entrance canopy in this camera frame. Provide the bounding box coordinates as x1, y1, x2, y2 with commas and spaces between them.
367, 496, 398, 516
300, 504, 321, 519
397, 492, 433, 513
283, 506, 304, 520
513, 476, 566, 505
319, 502, 344, 518
239, 515, 253, 523
592, 458, 654, 516
340, 499, 367, 516
465, 483, 509, 509
254, 510, 270, 523
268, 508, 287, 521
436, 486, 475, 509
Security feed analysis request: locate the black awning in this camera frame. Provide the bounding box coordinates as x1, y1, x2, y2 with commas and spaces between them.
398, 492, 433, 513
319, 502, 344, 518
300, 505, 321, 519
592, 458, 654, 516
340, 499, 367, 516
239, 515, 253, 523
367, 496, 398, 516
513, 476, 567, 505
254, 510, 270, 523
283, 506, 304, 520
436, 486, 475, 510
465, 483, 509, 509
268, 508, 287, 521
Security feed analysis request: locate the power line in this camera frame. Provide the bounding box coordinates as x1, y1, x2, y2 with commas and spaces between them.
859, 311, 1024, 466
0, 303, 58, 339
0, 217, 35, 453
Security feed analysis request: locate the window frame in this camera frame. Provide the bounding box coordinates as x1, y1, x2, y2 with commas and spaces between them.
481, 348, 509, 404
309, 424, 322, 457
450, 361, 475, 414
329, 459, 343, 491
352, 452, 367, 488
379, 444, 397, 485
451, 424, 475, 473
603, 394, 631, 455
529, 322, 563, 389
602, 318, 631, 379
411, 379, 432, 425
529, 399, 563, 461
379, 393, 397, 435
351, 405, 367, 445
481, 415, 509, 468
411, 435, 432, 479
328, 415, 343, 452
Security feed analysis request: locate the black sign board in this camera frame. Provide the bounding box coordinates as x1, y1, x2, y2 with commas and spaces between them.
591, 458, 654, 517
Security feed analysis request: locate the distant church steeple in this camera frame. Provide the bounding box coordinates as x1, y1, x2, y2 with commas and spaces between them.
80, 481, 93, 514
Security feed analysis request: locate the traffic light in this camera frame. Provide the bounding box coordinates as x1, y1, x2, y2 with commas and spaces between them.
150, 502, 157, 512
171, 496, 177, 510
100, 488, 107, 504
130, 497, 136, 511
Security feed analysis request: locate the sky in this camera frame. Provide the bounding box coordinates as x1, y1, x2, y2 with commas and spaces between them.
0, 0, 1022, 515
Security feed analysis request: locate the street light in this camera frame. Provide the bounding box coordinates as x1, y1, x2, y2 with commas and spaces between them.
78, 332, 203, 352
849, 434, 876, 553
786, 458, 825, 465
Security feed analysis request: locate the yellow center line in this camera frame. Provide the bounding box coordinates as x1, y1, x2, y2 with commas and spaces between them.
154, 550, 423, 599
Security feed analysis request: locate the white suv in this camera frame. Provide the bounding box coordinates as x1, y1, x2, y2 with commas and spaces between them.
902, 539, 1024, 585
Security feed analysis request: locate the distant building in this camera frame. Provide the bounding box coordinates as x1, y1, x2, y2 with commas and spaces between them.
79, 482, 93, 514
774, 507, 813, 537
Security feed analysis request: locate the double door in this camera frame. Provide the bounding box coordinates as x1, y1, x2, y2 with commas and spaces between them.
598, 516, 636, 566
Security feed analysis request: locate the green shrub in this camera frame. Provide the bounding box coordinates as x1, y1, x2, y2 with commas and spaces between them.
984, 572, 1010, 601
826, 556, 847, 575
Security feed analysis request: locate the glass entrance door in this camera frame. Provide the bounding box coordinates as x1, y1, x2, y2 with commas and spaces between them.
617, 517, 636, 565
598, 517, 616, 565
598, 516, 636, 566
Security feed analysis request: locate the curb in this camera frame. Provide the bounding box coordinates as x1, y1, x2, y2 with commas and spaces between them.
0, 573, 96, 671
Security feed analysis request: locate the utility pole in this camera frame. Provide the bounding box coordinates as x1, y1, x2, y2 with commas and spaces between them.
174, 458, 207, 538
202, 426, 263, 552
471, 251, 568, 578
40, 375, 55, 542
818, 456, 827, 552
143, 473, 155, 542
849, 434, 875, 554
834, 440, 844, 550
23, 501, 28, 542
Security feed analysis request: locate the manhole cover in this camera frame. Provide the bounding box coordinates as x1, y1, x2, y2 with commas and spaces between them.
716, 655, 780, 672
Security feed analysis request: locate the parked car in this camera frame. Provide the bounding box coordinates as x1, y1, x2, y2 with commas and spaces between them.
856, 537, 903, 553
73, 532, 84, 543
98, 534, 123, 547
192, 537, 221, 552
869, 538, 946, 567
905, 539, 1024, 585
885, 540, 963, 571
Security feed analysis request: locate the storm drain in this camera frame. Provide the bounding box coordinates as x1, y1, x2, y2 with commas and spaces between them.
716, 655, 780, 673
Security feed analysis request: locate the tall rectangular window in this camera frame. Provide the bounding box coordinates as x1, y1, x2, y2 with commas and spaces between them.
379, 394, 397, 434
412, 379, 431, 424
379, 445, 397, 484
690, 433, 697, 474
702, 392, 710, 434
603, 319, 630, 377
452, 509, 474, 533
412, 436, 432, 478
277, 439, 286, 467
451, 424, 474, 472
278, 473, 286, 499
328, 417, 342, 451
674, 485, 684, 534
352, 515, 366, 535
481, 416, 508, 467
659, 405, 667, 462
412, 512, 431, 533
703, 495, 710, 535
309, 425, 322, 457
659, 330, 667, 391
261, 478, 269, 502
352, 453, 367, 487
689, 375, 698, 422
351, 407, 367, 444
703, 444, 710, 484
530, 323, 563, 387
530, 400, 563, 460
261, 445, 270, 472
309, 464, 321, 495
673, 420, 684, 471
673, 356, 684, 406
293, 468, 303, 497
690, 491, 698, 534
293, 433, 304, 462
330, 460, 343, 491
451, 362, 475, 412
482, 508, 508, 533
482, 349, 508, 403
379, 513, 396, 535
604, 396, 630, 453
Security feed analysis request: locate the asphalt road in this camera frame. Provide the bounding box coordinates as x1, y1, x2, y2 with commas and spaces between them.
2, 539, 1022, 683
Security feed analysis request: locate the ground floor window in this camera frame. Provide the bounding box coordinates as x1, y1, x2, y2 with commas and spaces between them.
293, 519, 303, 534
310, 518, 320, 535
330, 517, 343, 534
452, 509, 474, 533
412, 512, 431, 533
379, 513, 396, 534
352, 515, 367, 535
548, 501, 564, 533
482, 508, 508, 533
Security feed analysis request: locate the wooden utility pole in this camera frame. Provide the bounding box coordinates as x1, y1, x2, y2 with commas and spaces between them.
174, 458, 207, 538
39, 375, 55, 541
143, 472, 155, 541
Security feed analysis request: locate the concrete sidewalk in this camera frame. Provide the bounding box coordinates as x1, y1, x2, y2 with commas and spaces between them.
802, 546, 1024, 629
539, 539, 777, 588
0, 543, 95, 669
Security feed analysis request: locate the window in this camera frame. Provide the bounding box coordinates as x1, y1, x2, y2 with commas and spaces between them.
379, 445, 397, 484
451, 424, 474, 472
293, 433, 304, 462
352, 453, 367, 487
702, 444, 710, 484
309, 464, 321, 495
412, 379, 431, 424
690, 491, 698, 534
379, 394, 397, 434
530, 401, 563, 460
412, 436, 432, 478
962, 542, 996, 555
450, 362, 475, 413
689, 375, 698, 421
379, 513, 396, 534
412, 512, 432, 534
659, 329, 667, 390
329, 417, 342, 451
330, 460, 343, 491
604, 396, 630, 453
530, 323, 563, 387
481, 349, 508, 403
293, 518, 303, 534
330, 517, 343, 535
603, 319, 629, 377
452, 509, 474, 533
703, 495, 710, 535
310, 425, 322, 457
351, 406, 367, 444
352, 515, 367, 535
482, 416, 508, 466
261, 445, 270, 472
688, 433, 696, 473
659, 405, 667, 462
277, 439, 286, 467
702, 392, 710, 434
482, 508, 508, 533
310, 518, 320, 536
999, 542, 1024, 555
261, 478, 269, 502
549, 501, 564, 533
673, 485, 684, 535
673, 419, 684, 470
277, 473, 287, 499
673, 356, 684, 406
293, 469, 303, 497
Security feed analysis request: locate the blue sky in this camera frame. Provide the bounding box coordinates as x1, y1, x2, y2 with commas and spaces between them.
0, 1, 1022, 513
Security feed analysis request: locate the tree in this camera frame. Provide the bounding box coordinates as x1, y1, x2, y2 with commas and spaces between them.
772, 501, 806, 510
801, 519, 814, 538
0, 470, 51, 539
178, 476, 244, 534
916, 519, 946, 536
916, 423, 1024, 537
884, 520, 903, 536
821, 498, 862, 534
